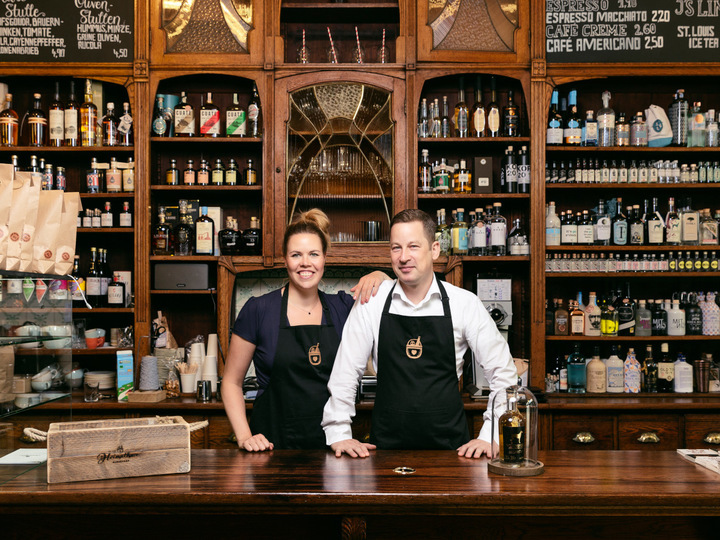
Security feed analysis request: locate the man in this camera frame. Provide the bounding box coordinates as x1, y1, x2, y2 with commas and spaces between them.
322, 209, 518, 458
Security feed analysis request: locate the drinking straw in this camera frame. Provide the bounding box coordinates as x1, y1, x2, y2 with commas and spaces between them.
327, 27, 338, 63
355, 26, 363, 63
381, 28, 386, 63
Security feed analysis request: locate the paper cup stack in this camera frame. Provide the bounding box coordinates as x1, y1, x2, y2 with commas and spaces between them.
188, 342, 205, 387
201, 334, 219, 394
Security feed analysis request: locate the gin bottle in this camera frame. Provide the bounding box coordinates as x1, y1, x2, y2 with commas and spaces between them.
669, 89, 689, 146
597, 91, 615, 147
488, 202, 507, 255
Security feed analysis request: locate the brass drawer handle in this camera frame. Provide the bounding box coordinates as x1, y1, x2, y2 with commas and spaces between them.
228, 433, 237, 443
638, 432, 660, 444
703, 432, 720, 445
572, 432, 595, 444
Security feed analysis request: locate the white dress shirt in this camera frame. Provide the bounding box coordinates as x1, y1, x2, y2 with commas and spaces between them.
322, 276, 518, 446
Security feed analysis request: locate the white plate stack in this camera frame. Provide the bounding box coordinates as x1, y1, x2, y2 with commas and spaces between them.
84, 371, 116, 390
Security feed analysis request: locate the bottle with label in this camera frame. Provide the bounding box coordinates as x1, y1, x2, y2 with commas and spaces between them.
674, 352, 694, 393
507, 218, 529, 256
669, 89, 689, 146
195, 206, 215, 256
701, 291, 720, 335
453, 159, 472, 193
80, 79, 97, 146
612, 198, 628, 245
117, 102, 133, 146
656, 343, 674, 392
516, 145, 530, 194
123, 158, 135, 191
606, 345, 624, 393
468, 208, 486, 256
435, 209, 451, 256
0, 93, 19, 147
451, 208, 468, 255
119, 201, 132, 227
686, 292, 703, 335
174, 91, 195, 137
454, 77, 469, 137
101, 201, 114, 228
102, 102, 118, 146
593, 199, 611, 245
248, 82, 262, 138
68, 255, 85, 308
616, 283, 636, 336
623, 347, 641, 393
430, 98, 441, 138
418, 149, 432, 193
166, 159, 180, 185
471, 75, 485, 137
615, 112, 630, 146
561, 208, 578, 245
244, 159, 258, 186
582, 110, 598, 146
174, 200, 194, 256
503, 146, 517, 193
225, 158, 239, 185
577, 210, 594, 245
107, 272, 126, 308
152, 206, 173, 256
652, 299, 669, 336
86, 157, 101, 193
586, 347, 606, 393
489, 202, 507, 255
440, 96, 451, 138
503, 89, 519, 137
646, 197, 665, 245
98, 248, 111, 306
197, 159, 210, 186
48, 82, 64, 147
183, 159, 197, 186
667, 298, 686, 336
64, 81, 79, 147
665, 197, 681, 245
85, 247, 102, 308
26, 93, 47, 147
597, 91, 615, 147
641, 344, 658, 393
200, 92, 221, 137
583, 292, 601, 336
219, 216, 241, 255
106, 157, 122, 192
635, 299, 652, 336
546, 89, 563, 146
563, 89, 581, 145
242, 216, 262, 255
152, 95, 168, 136
498, 387, 525, 464
700, 209, 719, 244
211, 159, 225, 186
432, 158, 451, 192
630, 111, 648, 146
570, 300, 584, 335
680, 197, 700, 245
600, 295, 618, 336
486, 76, 501, 137
418, 98, 429, 138
554, 299, 569, 336
567, 343, 586, 394
629, 205, 644, 245
226, 92, 246, 137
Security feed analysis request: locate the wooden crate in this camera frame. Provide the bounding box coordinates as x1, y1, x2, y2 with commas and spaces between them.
47, 416, 191, 484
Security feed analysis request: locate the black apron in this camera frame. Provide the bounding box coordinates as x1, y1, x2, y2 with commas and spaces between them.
370, 281, 469, 449
249, 291, 340, 449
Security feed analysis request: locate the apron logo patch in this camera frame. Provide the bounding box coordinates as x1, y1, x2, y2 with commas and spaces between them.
406, 336, 422, 359
308, 343, 321, 366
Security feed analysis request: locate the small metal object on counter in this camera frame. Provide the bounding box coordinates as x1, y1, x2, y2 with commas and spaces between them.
393, 466, 416, 475
196, 380, 211, 402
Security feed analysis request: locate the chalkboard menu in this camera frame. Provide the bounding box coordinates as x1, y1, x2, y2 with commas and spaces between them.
0, 0, 133, 62
546, 0, 720, 63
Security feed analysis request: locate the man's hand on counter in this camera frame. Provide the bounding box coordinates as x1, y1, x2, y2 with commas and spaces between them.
330, 439, 377, 458
457, 439, 497, 459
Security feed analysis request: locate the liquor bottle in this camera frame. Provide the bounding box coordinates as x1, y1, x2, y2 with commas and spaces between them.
82, 208, 92, 228
468, 208, 486, 256
593, 199, 611, 245
453, 159, 471, 193
174, 91, 195, 137
68, 255, 85, 308
183, 159, 196, 185
436, 209, 451, 256
657, 343, 674, 392
62, 81, 80, 147
219, 217, 241, 255
451, 208, 468, 255
41, 163, 53, 190
418, 149, 432, 193
106, 157, 122, 193
486, 76, 501, 137
615, 112, 630, 146
200, 92, 221, 137
665, 197, 681, 245
635, 299, 652, 336
85, 247, 102, 308
152, 206, 173, 256
174, 200, 194, 256
454, 77, 469, 137
80, 79, 98, 146
197, 159, 210, 186
616, 283, 636, 336
545, 353, 559, 392
606, 345, 623, 393
630, 111, 648, 146
488, 202, 507, 255
646, 197, 665, 245
107, 272, 126, 308
584, 292, 602, 336
612, 198, 628, 245
498, 387, 525, 464
560, 208, 577, 245
119, 201, 132, 227
247, 82, 262, 138
567, 343, 586, 394
623, 347, 641, 393
667, 298, 686, 336
226, 92, 246, 137
563, 89, 582, 145
597, 91, 615, 147
211, 159, 225, 186
195, 206, 216, 256
430, 98, 441, 138
669, 89, 689, 146
517, 145, 530, 194
700, 208, 719, 244
48, 82, 64, 147
471, 75, 485, 137
21, 277, 36, 307
152, 95, 168, 136
641, 344, 658, 393
629, 205, 644, 245
503, 146, 517, 193
546, 89, 563, 146
99, 248, 111, 307
0, 93, 19, 146
545, 201, 561, 246
225, 158, 239, 185
680, 197, 700, 245
600, 294, 619, 336
701, 291, 720, 335
101, 102, 118, 146
582, 110, 598, 146
577, 210, 594, 245
418, 98, 429, 138
554, 299, 569, 336
586, 347, 606, 394
559, 355, 569, 392
507, 218, 529, 255
26, 93, 47, 147
503, 89, 519, 137
86, 157, 101, 193
440, 96, 451, 138
116, 102, 133, 146
166, 158, 180, 185
101, 201, 114, 228
674, 352, 693, 393
244, 158, 258, 186
242, 216, 262, 255
56, 165, 66, 190
685, 292, 703, 335
651, 298, 668, 336
570, 300, 585, 335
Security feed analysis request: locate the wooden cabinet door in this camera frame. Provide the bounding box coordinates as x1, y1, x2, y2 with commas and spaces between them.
618, 414, 680, 451
552, 413, 615, 450
685, 414, 720, 450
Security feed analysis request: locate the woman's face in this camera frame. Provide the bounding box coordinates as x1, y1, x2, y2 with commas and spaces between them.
284, 232, 326, 292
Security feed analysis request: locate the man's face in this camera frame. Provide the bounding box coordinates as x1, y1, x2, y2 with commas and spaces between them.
390, 221, 439, 291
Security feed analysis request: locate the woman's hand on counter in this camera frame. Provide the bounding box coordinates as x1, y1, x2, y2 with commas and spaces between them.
457, 439, 497, 459
330, 439, 377, 458
239, 433, 274, 452
351, 271, 392, 304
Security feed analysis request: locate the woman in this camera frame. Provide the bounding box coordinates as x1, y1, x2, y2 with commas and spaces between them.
223, 209, 388, 451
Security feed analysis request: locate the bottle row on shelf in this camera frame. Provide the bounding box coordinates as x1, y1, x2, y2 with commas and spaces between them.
153, 89, 262, 138
163, 157, 258, 187
418, 76, 523, 139
547, 87, 718, 148
548, 289, 720, 338
0, 81, 132, 148
435, 204, 528, 257
546, 343, 717, 395
545, 158, 720, 185
546, 197, 719, 247
419, 145, 530, 194
546, 250, 720, 274
79, 202, 132, 229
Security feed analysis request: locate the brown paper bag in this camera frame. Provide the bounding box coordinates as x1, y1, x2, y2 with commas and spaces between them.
54, 192, 81, 275
4, 172, 29, 271
0, 163, 14, 269
31, 190, 64, 274
0, 346, 14, 396
18, 171, 42, 272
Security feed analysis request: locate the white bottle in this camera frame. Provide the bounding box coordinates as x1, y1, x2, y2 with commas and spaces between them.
606, 345, 624, 393
623, 347, 641, 393
667, 298, 686, 336
584, 291, 602, 336
586, 349, 606, 393
546, 201, 561, 246
674, 353, 694, 393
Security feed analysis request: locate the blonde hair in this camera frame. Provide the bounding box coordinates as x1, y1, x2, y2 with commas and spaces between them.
283, 208, 331, 256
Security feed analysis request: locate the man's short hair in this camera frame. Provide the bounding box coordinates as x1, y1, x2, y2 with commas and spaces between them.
390, 209, 436, 246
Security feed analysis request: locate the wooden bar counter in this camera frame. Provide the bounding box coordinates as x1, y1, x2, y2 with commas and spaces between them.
1, 450, 719, 539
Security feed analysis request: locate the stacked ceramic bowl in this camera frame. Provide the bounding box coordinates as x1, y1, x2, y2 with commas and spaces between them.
84, 371, 116, 390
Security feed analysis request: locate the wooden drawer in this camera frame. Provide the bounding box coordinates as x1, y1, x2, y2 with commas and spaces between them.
685, 414, 720, 449
552, 414, 614, 450
618, 414, 680, 451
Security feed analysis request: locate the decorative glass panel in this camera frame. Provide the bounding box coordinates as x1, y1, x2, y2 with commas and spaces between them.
162, 0, 253, 54
287, 83, 394, 243
428, 0, 518, 52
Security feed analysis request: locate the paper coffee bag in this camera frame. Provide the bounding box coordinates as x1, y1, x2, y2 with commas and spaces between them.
31, 190, 64, 274
18, 172, 42, 272
5, 171, 31, 270
0, 163, 14, 269
54, 192, 81, 275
